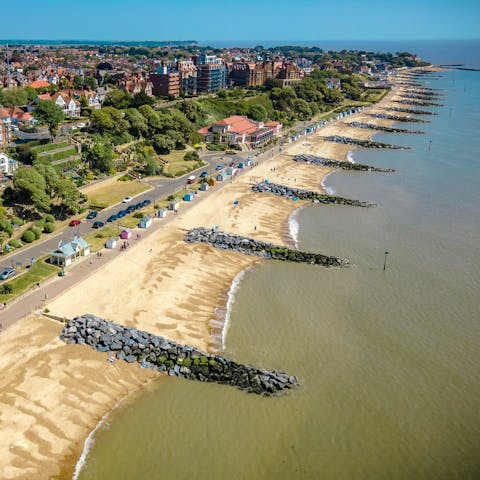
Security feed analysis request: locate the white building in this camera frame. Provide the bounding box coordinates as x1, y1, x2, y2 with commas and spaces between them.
0, 152, 19, 174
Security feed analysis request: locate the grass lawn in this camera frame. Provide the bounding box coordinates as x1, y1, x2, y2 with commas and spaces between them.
84, 225, 122, 251
87, 180, 152, 209
31, 141, 69, 154
0, 259, 59, 303
159, 149, 206, 177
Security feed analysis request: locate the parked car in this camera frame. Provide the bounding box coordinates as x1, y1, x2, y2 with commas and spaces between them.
69, 220, 81, 226
106, 215, 118, 223
134, 203, 143, 210
122, 196, 133, 203
200, 171, 208, 178
216, 164, 223, 170
92, 221, 104, 229
187, 175, 196, 184
141, 199, 151, 207
126, 205, 135, 214
117, 210, 127, 218
0, 268, 15, 280
86, 210, 98, 219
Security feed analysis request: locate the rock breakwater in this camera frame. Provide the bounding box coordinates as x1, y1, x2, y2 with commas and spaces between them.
185, 227, 348, 267
323, 135, 408, 149
252, 181, 375, 207
387, 107, 437, 115
371, 113, 428, 123
394, 99, 443, 107
60, 314, 298, 396
293, 153, 394, 172
346, 121, 424, 134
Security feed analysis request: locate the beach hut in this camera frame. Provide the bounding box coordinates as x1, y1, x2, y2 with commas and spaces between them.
246, 159, 253, 167
183, 192, 195, 201
238, 162, 244, 169
105, 237, 117, 249
208, 178, 216, 187
120, 229, 132, 240
169, 201, 179, 211
156, 209, 167, 218
216, 172, 228, 182
138, 215, 153, 229
226, 167, 237, 176
199, 182, 209, 191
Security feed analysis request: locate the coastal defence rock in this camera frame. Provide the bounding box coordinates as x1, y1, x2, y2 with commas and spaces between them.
293, 153, 395, 172
346, 121, 424, 135
60, 314, 298, 396
251, 181, 376, 207
323, 135, 409, 149
387, 106, 438, 115
393, 99, 444, 107
185, 227, 348, 267
370, 113, 429, 123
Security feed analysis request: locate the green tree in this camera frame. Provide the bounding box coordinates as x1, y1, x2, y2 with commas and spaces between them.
131, 91, 154, 108
0, 87, 28, 107
84, 143, 114, 173
56, 178, 83, 215
125, 108, 149, 137
33, 162, 60, 198
33, 100, 65, 139
84, 76, 98, 90
13, 168, 51, 212
152, 134, 175, 154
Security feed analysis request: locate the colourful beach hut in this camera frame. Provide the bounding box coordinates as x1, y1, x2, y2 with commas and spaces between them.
169, 201, 179, 211
208, 178, 216, 187
138, 215, 152, 229
105, 237, 117, 249
183, 192, 195, 202
199, 183, 209, 191
216, 172, 228, 182
156, 209, 167, 218
120, 229, 132, 240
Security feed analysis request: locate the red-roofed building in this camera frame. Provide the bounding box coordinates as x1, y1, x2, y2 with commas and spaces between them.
198, 115, 281, 147
29, 80, 51, 89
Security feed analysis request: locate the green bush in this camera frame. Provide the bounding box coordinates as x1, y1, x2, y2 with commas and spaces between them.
0, 284, 13, 294
8, 239, 22, 248
133, 212, 144, 219
22, 230, 36, 243
183, 151, 200, 161
30, 227, 42, 240
0, 220, 13, 236
43, 222, 55, 233
45, 214, 55, 223
11, 217, 24, 226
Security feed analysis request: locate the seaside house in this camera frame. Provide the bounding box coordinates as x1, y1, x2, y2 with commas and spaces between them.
50, 236, 90, 267
0, 152, 19, 174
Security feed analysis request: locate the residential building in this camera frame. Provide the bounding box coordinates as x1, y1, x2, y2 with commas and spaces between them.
326, 78, 341, 90
177, 60, 197, 95
36, 92, 81, 117
150, 65, 181, 97
195, 55, 227, 93
0, 152, 19, 174
0, 119, 12, 146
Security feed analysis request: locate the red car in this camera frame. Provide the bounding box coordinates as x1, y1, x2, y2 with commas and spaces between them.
69, 220, 81, 227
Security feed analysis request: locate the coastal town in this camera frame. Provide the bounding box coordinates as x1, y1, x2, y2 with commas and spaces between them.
0, 39, 456, 479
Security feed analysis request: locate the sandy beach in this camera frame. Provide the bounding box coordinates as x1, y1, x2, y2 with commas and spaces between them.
0, 79, 419, 479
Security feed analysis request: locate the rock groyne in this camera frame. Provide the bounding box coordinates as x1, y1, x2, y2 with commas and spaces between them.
346, 121, 424, 134
371, 113, 428, 123
252, 181, 375, 207
394, 99, 443, 107
293, 153, 394, 172
60, 314, 298, 396
323, 135, 408, 149
185, 227, 348, 267
387, 106, 437, 115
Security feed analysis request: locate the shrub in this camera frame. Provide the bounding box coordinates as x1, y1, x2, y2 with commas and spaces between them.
43, 222, 55, 233
11, 217, 24, 226
22, 230, 36, 243
0, 220, 13, 236
0, 284, 13, 294
45, 214, 55, 223
133, 212, 144, 219
183, 151, 200, 162
30, 227, 42, 240
8, 239, 22, 248
167, 194, 177, 201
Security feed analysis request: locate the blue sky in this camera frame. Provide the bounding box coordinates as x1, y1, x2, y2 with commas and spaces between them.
2, 0, 479, 42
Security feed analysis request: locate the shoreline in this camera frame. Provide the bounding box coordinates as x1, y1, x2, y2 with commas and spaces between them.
0, 71, 429, 479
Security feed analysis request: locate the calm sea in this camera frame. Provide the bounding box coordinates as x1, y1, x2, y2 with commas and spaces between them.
202, 39, 480, 69
76, 69, 480, 480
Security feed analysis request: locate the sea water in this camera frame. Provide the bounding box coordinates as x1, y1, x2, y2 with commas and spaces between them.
77, 69, 480, 480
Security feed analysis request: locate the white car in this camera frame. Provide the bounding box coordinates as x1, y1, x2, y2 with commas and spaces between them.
122, 196, 133, 203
